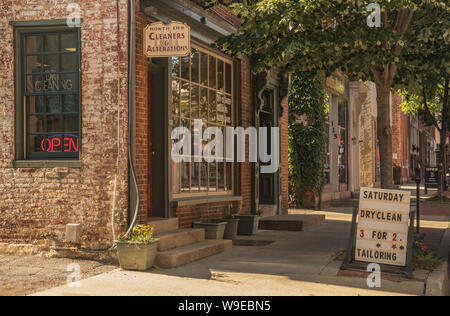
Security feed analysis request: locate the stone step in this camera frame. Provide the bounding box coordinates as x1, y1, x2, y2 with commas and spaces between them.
156, 228, 205, 252
156, 239, 232, 269
258, 214, 325, 232
147, 217, 179, 235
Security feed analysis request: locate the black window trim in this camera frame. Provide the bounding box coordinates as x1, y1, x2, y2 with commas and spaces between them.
13, 22, 82, 164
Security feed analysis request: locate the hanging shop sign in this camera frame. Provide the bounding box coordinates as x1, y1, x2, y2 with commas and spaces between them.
343, 187, 415, 277
144, 22, 190, 58
425, 167, 439, 189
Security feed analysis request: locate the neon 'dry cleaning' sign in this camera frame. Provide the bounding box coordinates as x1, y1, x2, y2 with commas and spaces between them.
41, 134, 79, 152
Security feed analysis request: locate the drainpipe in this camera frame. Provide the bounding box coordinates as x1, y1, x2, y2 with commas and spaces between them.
126, 0, 139, 236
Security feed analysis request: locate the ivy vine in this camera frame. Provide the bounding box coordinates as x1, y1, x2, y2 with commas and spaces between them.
288, 72, 329, 208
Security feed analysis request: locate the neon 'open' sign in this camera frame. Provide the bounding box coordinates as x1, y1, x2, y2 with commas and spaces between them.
41, 134, 79, 152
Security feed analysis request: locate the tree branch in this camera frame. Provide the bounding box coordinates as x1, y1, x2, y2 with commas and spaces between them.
423, 89, 442, 132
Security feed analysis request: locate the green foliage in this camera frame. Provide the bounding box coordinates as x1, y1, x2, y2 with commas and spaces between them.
204, 0, 448, 81
413, 233, 442, 271
288, 72, 328, 200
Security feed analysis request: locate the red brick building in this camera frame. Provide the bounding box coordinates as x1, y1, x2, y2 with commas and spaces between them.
0, 0, 289, 251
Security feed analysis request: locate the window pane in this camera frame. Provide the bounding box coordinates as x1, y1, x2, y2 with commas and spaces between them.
191, 48, 199, 83
191, 162, 200, 192
225, 63, 232, 94
226, 162, 232, 190
200, 87, 208, 120
26, 55, 42, 73
29, 135, 46, 153
28, 115, 45, 133
218, 162, 225, 190
43, 54, 59, 72
63, 114, 79, 131
200, 52, 208, 86
172, 79, 180, 116
26, 75, 42, 93
181, 55, 190, 80
171, 117, 181, 194
200, 161, 208, 192
209, 90, 216, 123
217, 59, 224, 92
41, 73, 60, 92
47, 115, 62, 132
60, 73, 77, 91
209, 56, 216, 88
171, 57, 180, 77
191, 84, 199, 119
209, 162, 217, 191
217, 93, 225, 124
28, 96, 45, 114
181, 81, 190, 118
46, 95, 61, 113
62, 95, 79, 112
43, 34, 59, 52
25, 35, 43, 53
61, 33, 77, 52
63, 134, 79, 152
61, 54, 77, 71
181, 162, 190, 192
47, 135, 63, 152
225, 95, 232, 125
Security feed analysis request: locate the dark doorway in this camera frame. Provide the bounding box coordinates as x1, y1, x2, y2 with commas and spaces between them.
259, 90, 276, 205
149, 59, 168, 218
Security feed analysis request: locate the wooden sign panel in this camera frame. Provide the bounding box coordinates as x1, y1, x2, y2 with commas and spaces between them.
144, 22, 190, 58
354, 188, 411, 267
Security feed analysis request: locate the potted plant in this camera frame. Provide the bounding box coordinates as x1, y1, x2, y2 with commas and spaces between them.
222, 206, 240, 240
193, 216, 228, 240
236, 211, 261, 236
115, 225, 159, 271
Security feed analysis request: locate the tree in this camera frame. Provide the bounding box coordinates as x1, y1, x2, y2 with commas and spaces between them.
203, 0, 449, 188
395, 3, 450, 190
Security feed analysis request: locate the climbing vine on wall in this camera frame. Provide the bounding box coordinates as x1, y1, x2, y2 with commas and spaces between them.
288, 72, 329, 208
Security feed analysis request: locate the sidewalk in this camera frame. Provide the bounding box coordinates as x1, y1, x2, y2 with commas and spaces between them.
31, 209, 448, 296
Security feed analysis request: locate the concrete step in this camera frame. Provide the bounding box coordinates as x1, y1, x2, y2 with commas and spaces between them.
156, 228, 205, 252
330, 199, 359, 208
147, 217, 179, 235
156, 239, 232, 268
258, 214, 325, 232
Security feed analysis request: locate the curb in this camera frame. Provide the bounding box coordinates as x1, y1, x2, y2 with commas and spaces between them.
425, 227, 450, 296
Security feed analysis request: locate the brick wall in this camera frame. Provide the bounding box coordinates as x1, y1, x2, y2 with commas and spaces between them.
0, 0, 130, 248
135, 2, 150, 223
239, 57, 252, 214
175, 200, 242, 228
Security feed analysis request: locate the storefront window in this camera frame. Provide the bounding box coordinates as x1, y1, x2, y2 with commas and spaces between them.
22, 30, 80, 159
171, 46, 234, 196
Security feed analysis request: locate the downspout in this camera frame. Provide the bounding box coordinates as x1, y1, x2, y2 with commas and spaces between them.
126, 0, 139, 236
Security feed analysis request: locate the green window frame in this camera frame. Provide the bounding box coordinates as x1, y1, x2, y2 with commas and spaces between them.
14, 24, 81, 161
